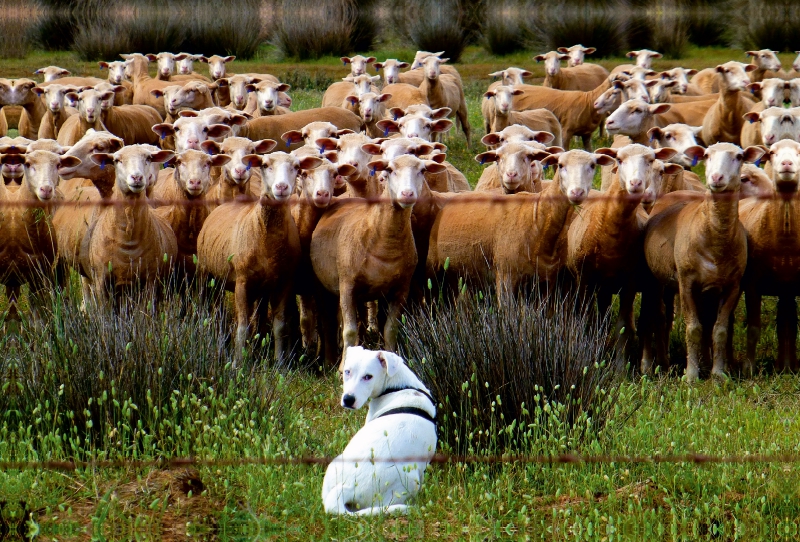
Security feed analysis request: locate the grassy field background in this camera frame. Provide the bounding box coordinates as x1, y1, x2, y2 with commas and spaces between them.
1, 45, 800, 541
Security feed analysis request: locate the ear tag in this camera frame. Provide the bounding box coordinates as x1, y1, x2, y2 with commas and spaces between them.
754, 157, 761, 167
543, 164, 550, 172
384, 126, 390, 137
691, 155, 698, 167
370, 166, 376, 176
99, 161, 105, 170
246, 162, 252, 171
343, 61, 347, 66
480, 156, 486, 165
375, 66, 381, 71
393, 112, 398, 120
649, 133, 655, 142
285, 139, 291, 148
748, 117, 755, 124
160, 132, 166, 140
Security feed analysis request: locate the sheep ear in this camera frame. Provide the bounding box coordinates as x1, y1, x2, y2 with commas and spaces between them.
179, 110, 199, 118
340, 57, 352, 65
541, 154, 560, 167
594, 154, 617, 167
297, 156, 323, 170
427, 152, 445, 164
744, 64, 758, 73
376, 119, 400, 134
361, 143, 383, 155
654, 147, 678, 161
200, 140, 221, 154
174, 53, 189, 61
686, 69, 698, 76
415, 143, 434, 156
281, 130, 303, 145
650, 103, 672, 115
388, 107, 405, 119
683, 146, 706, 164
645, 79, 659, 88
151, 123, 175, 138
474, 151, 498, 164
584, 47, 596, 54
746, 83, 762, 93
533, 55, 545, 62
145, 54, 158, 62
150, 150, 175, 164
663, 163, 684, 175
397, 61, 410, 69
545, 146, 564, 154
743, 112, 761, 124
512, 88, 524, 95
32, 87, 44, 97
377, 351, 403, 376
424, 160, 447, 174
481, 133, 501, 147
207, 124, 232, 138
276, 83, 291, 92
745, 51, 757, 57
368, 159, 390, 172
209, 154, 232, 167
557, 47, 569, 53
651, 53, 663, 59
99, 61, 109, 69
647, 127, 663, 141
430, 119, 454, 133
594, 147, 617, 158
336, 163, 358, 177
528, 149, 551, 162
242, 154, 262, 168
90, 153, 113, 167
315, 137, 338, 152
224, 56, 235, 63
253, 139, 277, 153
373, 62, 385, 70
520, 70, 533, 77
742, 146, 766, 164
323, 151, 338, 163
365, 56, 376, 64
532, 131, 554, 144
58, 156, 82, 170
430, 107, 451, 119
344, 95, 360, 106
377, 93, 392, 103
336, 129, 355, 136
626, 51, 637, 59
488, 70, 504, 78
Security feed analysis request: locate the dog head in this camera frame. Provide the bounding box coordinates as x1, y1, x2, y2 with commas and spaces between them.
340, 346, 404, 410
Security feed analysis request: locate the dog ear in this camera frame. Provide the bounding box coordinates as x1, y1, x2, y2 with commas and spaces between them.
377, 351, 404, 377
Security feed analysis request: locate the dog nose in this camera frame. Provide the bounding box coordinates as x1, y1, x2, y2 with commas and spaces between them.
342, 394, 356, 408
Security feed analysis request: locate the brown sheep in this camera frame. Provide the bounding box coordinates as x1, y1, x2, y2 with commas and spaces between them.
35, 84, 79, 140
201, 137, 277, 204
483, 85, 564, 148
416, 56, 471, 144
57, 88, 107, 146
98, 60, 134, 105
197, 152, 322, 358
639, 143, 765, 381
79, 145, 177, 304
701, 62, 759, 146
534, 51, 609, 91
310, 154, 447, 368
120, 53, 182, 118
473, 142, 552, 194
239, 108, 363, 152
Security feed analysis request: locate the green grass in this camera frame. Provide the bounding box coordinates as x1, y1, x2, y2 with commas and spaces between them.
2, 46, 800, 540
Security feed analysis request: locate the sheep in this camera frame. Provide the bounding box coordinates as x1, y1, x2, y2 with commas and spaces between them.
396, 51, 463, 87
78, 145, 177, 304
0, 136, 32, 183
373, 59, 411, 85
375, 111, 453, 143
738, 163, 772, 199
344, 91, 392, 138
739, 140, 800, 374
57, 88, 107, 146
218, 74, 262, 113
426, 149, 611, 296
150, 81, 216, 122
626, 49, 663, 69
151, 115, 232, 153
486, 67, 533, 92
197, 152, 322, 358
100, 99, 163, 146
659, 67, 702, 95
506, 79, 615, 150
701, 61, 759, 146
341, 55, 377, 77
250, 80, 291, 117
291, 158, 357, 350
557, 45, 596, 67
281, 120, 355, 155
473, 142, 551, 194
34, 84, 78, 140
1, 79, 45, 140
175, 53, 206, 76
0, 149, 81, 316
310, 154, 447, 368
200, 54, 236, 80
120, 53, 182, 118
313, 132, 380, 197
321, 75, 381, 113
568, 144, 681, 360
238, 108, 363, 151
483, 85, 563, 148
201, 137, 276, 204
98, 60, 134, 105
639, 143, 766, 380
33, 66, 70, 82
480, 124, 556, 150
691, 50, 780, 94
534, 50, 609, 91
789, 78, 800, 107
742, 105, 800, 149
647, 123, 705, 168
380, 83, 428, 113
416, 56, 471, 143
150, 149, 231, 277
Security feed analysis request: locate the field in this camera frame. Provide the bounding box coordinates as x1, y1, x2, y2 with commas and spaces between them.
1, 44, 800, 541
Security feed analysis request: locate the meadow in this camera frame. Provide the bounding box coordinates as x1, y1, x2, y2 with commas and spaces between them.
0, 44, 799, 541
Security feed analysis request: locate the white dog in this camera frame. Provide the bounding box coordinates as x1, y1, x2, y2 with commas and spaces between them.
321, 346, 438, 515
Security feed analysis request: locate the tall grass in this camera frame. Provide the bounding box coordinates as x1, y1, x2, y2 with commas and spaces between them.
401, 287, 628, 455
481, 0, 526, 56
400, 0, 477, 63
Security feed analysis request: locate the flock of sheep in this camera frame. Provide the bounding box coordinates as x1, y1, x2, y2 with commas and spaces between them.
1, 45, 799, 381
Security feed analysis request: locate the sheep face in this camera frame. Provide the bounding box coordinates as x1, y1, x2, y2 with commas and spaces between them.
153, 53, 177, 79
369, 155, 445, 208
20, 150, 80, 201
173, 150, 230, 197
60, 130, 124, 179
374, 59, 409, 84
546, 150, 615, 204
92, 146, 175, 195
660, 68, 697, 94
593, 86, 622, 115
377, 114, 453, 142
319, 133, 373, 181
488, 67, 532, 86
481, 126, 554, 148
756, 107, 800, 146
37, 84, 73, 114
487, 85, 523, 115
475, 143, 549, 193
626, 49, 662, 69
715, 61, 756, 92
0, 78, 37, 106
345, 92, 390, 124
221, 75, 260, 109
153, 85, 186, 116
153, 117, 231, 153
647, 124, 703, 168
534, 51, 568, 77
252, 81, 289, 113
301, 162, 356, 208
754, 78, 787, 108
205, 137, 276, 186
66, 89, 110, 124
746, 49, 782, 72
341, 55, 376, 77
693, 143, 765, 193
100, 61, 128, 84
420, 56, 448, 81
766, 140, 800, 189
605, 99, 670, 137
621, 79, 651, 102
647, 79, 677, 103
202, 55, 235, 80
253, 152, 322, 202
557, 45, 595, 67
614, 145, 678, 196
176, 54, 204, 75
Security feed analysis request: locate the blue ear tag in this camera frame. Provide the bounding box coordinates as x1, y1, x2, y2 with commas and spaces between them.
99, 161, 105, 170
480, 156, 486, 165
754, 157, 761, 167
285, 140, 291, 148
384, 127, 390, 137
160, 132, 166, 140
393, 112, 398, 121
748, 117, 755, 124
343, 61, 347, 66
691, 155, 698, 167
246, 162, 251, 171
649, 133, 655, 143
375, 66, 381, 71
370, 166, 376, 176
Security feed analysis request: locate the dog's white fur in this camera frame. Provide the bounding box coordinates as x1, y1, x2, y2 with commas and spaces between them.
321, 346, 437, 515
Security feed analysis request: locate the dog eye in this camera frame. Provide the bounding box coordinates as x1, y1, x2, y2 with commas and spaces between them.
363, 374, 373, 381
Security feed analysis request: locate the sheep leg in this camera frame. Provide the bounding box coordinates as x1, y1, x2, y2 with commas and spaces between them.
581, 133, 592, 152
457, 99, 471, 146
639, 285, 660, 374
298, 294, 319, 350
776, 295, 798, 373
339, 285, 360, 370
234, 280, 253, 356
382, 289, 408, 353
744, 288, 761, 377
679, 282, 702, 383
270, 290, 290, 362
711, 287, 740, 379
615, 283, 636, 363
